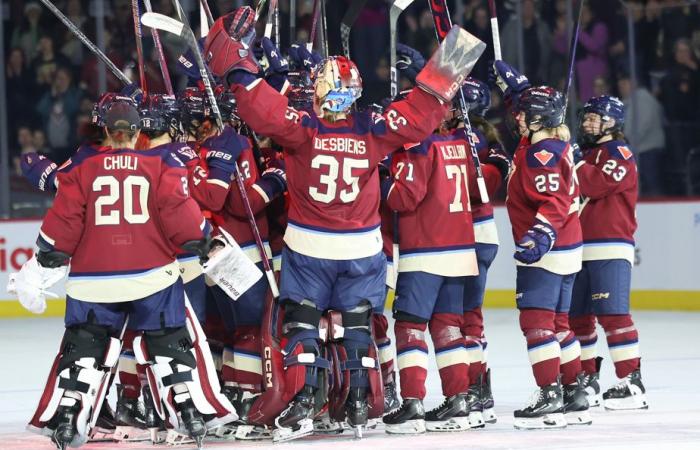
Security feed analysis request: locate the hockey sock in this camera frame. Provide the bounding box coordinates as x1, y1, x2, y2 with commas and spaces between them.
118, 330, 141, 399
395, 320, 429, 399
598, 314, 640, 378
430, 313, 470, 397
520, 309, 561, 387
222, 326, 263, 392
570, 314, 598, 375
555, 313, 582, 385
372, 313, 396, 384
462, 308, 486, 382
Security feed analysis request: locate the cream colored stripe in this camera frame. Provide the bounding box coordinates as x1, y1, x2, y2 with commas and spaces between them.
399, 250, 478, 277
397, 349, 429, 371
435, 347, 468, 370
178, 258, 203, 283
582, 244, 635, 265
206, 178, 230, 188
580, 343, 597, 361
252, 183, 270, 204
609, 343, 640, 363
465, 346, 484, 365
378, 345, 394, 365
560, 339, 581, 365
117, 354, 138, 375
473, 220, 499, 245
527, 340, 561, 365
39, 229, 55, 246
284, 224, 382, 260
232, 352, 263, 376
517, 246, 583, 275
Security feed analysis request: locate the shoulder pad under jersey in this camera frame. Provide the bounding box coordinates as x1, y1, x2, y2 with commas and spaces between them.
526, 139, 568, 168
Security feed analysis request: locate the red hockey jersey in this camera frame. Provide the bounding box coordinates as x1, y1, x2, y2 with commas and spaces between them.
39, 143, 207, 302
387, 132, 478, 277
230, 79, 448, 260
576, 139, 637, 264
506, 137, 582, 275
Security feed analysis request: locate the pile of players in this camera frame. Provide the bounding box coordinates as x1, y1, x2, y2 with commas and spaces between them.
10, 5, 648, 449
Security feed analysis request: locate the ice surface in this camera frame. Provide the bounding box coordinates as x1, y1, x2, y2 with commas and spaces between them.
1, 310, 699, 449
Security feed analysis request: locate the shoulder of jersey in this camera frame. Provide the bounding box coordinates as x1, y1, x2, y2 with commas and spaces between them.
57, 143, 102, 172
604, 140, 635, 161
525, 139, 568, 168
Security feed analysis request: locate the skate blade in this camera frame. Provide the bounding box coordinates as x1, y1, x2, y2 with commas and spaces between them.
235, 424, 272, 440
88, 427, 116, 442
604, 393, 649, 411
426, 416, 470, 432
366, 418, 379, 429
165, 429, 195, 445
384, 419, 426, 435
352, 425, 364, 439
149, 427, 166, 444
113, 426, 152, 442
469, 411, 485, 429
313, 420, 345, 434
272, 418, 314, 443
565, 410, 593, 425
513, 413, 567, 430
193, 434, 204, 450
587, 393, 602, 407
483, 407, 498, 424
209, 424, 236, 439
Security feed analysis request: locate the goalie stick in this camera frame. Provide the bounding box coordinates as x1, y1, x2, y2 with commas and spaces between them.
141, 10, 281, 299
37, 0, 132, 86
427, 0, 490, 203
340, 0, 368, 58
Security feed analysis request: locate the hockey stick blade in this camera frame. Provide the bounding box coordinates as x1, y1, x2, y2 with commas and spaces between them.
141, 12, 186, 39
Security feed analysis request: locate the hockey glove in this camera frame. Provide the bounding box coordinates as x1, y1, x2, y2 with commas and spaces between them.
7, 254, 67, 314
288, 43, 322, 72
172, 143, 200, 167
120, 83, 144, 104
396, 43, 426, 84
488, 60, 530, 98
514, 221, 556, 264
260, 37, 289, 92
484, 144, 511, 182
571, 142, 584, 165
21, 153, 58, 193
204, 7, 261, 84
257, 159, 287, 200
203, 127, 245, 180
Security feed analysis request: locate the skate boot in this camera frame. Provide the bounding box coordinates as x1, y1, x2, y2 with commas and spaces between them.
113, 385, 149, 441
51, 401, 80, 450
272, 385, 315, 443
563, 374, 593, 425
384, 380, 401, 413
513, 380, 567, 430
221, 387, 270, 440
178, 399, 207, 448
480, 369, 497, 424
383, 398, 426, 434
142, 387, 165, 444
345, 387, 369, 438
425, 394, 473, 432
603, 369, 649, 410
89, 401, 117, 441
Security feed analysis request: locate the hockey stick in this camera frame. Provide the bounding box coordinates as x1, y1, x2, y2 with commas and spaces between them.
199, 0, 214, 27
200, 1, 210, 36
319, 0, 329, 58
37, 0, 132, 86
564, 0, 585, 111
131, 0, 148, 97
307, 0, 321, 51
264, 0, 279, 39
427, 0, 489, 203
290, 0, 297, 47
487, 0, 502, 60
143, 0, 174, 95
141, 11, 281, 299
340, 0, 368, 58
390, 0, 415, 98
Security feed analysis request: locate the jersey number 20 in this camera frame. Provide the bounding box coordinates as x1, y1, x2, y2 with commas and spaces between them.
93, 175, 150, 225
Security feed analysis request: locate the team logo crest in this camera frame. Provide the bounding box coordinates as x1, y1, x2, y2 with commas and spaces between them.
617, 146, 633, 160
533, 149, 554, 166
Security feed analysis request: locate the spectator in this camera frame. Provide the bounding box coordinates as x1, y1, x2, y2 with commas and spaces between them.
33, 129, 51, 155
659, 1, 700, 66
501, 0, 552, 85
6, 48, 37, 141
618, 74, 666, 197
464, 6, 494, 82
574, 2, 609, 101
11, 126, 38, 177
36, 67, 83, 164
10, 2, 44, 61
31, 36, 70, 92
107, 0, 137, 63
660, 38, 699, 122
60, 0, 93, 68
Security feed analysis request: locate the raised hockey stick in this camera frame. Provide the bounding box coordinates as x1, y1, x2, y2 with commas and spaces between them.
37, 0, 132, 86
264, 0, 279, 39
319, 0, 329, 58
141, 11, 281, 299
290, 0, 297, 47
340, 0, 368, 58
427, 0, 490, 203
131, 0, 148, 97
390, 0, 415, 98
307, 0, 321, 51
199, 0, 214, 27
564, 0, 585, 110
487, 0, 502, 60
143, 0, 174, 95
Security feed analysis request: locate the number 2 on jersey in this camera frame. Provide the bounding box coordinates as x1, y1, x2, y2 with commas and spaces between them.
309, 155, 369, 204
93, 175, 150, 225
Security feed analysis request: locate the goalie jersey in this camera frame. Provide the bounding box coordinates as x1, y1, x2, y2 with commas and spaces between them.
38, 143, 208, 303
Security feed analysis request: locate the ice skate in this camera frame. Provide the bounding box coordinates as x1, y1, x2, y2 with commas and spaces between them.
89, 401, 117, 442
345, 387, 369, 438
425, 394, 472, 432
384, 380, 401, 413
179, 399, 207, 448
480, 369, 497, 424
603, 369, 649, 410
113, 385, 150, 441
272, 386, 315, 443
383, 398, 426, 434
231, 389, 272, 440
513, 381, 567, 430
313, 409, 345, 435
51, 402, 80, 450
142, 387, 165, 444
563, 374, 593, 425
582, 371, 602, 407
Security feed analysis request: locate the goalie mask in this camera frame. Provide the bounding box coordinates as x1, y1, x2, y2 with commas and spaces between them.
312, 56, 363, 116
578, 95, 625, 146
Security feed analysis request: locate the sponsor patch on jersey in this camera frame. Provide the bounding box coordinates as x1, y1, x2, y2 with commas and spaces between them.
617, 146, 633, 160
533, 149, 554, 166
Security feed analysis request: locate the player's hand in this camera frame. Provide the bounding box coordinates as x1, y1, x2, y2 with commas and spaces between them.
514, 222, 556, 264
203, 127, 245, 177
260, 37, 289, 75
258, 159, 287, 199
488, 60, 530, 97
288, 43, 322, 72
484, 144, 511, 181
396, 43, 426, 84
173, 143, 199, 166
571, 142, 584, 165
204, 6, 260, 82
21, 153, 58, 193
120, 83, 144, 104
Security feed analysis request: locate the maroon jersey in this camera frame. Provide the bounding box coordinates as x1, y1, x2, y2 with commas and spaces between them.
576, 139, 637, 264
230, 79, 448, 260
506, 137, 582, 275
39, 143, 206, 302
387, 132, 478, 277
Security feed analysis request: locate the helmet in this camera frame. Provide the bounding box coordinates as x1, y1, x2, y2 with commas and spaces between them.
178, 87, 211, 137
516, 86, 566, 129
287, 70, 314, 112
459, 78, 491, 117
312, 56, 362, 114
139, 94, 179, 135
578, 95, 625, 145
92, 93, 137, 127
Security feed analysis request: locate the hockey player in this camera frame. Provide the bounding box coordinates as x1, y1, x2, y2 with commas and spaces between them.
381, 107, 480, 434
203, 7, 484, 441
11, 99, 237, 449
570, 95, 648, 410
490, 61, 590, 429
